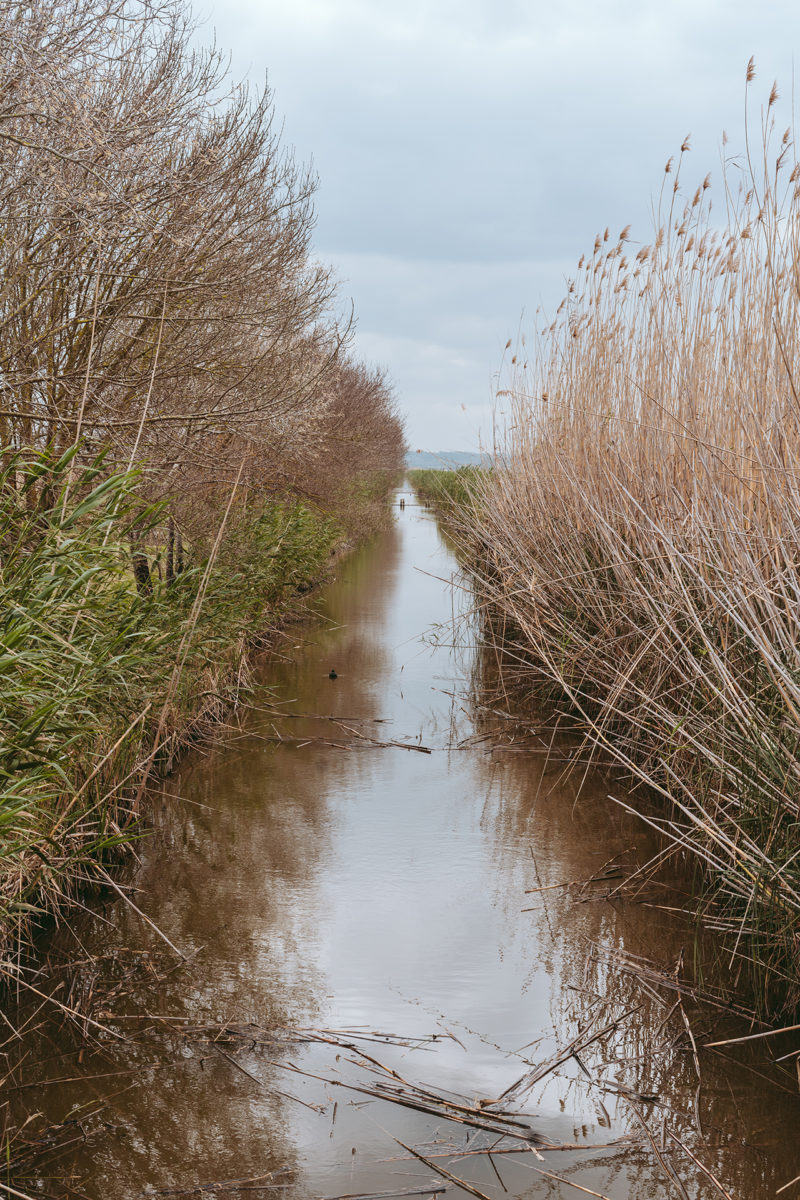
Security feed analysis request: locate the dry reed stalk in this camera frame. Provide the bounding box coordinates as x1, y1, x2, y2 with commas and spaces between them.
453, 72, 800, 1014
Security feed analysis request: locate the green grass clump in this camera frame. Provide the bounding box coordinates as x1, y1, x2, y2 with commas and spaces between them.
0, 448, 168, 933
408, 466, 489, 518
0, 448, 355, 958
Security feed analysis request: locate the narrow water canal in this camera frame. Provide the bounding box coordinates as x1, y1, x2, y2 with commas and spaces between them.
10, 489, 800, 1197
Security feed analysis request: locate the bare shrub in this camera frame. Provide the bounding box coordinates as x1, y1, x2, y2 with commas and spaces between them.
0, 0, 404, 539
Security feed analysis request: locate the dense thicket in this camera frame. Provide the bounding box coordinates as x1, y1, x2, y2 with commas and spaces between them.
0, 0, 403, 526
0, 0, 404, 956
461, 74, 800, 1014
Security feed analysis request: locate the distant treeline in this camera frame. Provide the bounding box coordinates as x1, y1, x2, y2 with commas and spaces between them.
0, 0, 404, 959
406, 451, 490, 470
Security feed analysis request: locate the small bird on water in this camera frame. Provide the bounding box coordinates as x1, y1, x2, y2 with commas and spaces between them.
328, 669, 338, 679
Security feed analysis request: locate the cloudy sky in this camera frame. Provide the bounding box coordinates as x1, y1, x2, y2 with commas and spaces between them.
202, 0, 797, 449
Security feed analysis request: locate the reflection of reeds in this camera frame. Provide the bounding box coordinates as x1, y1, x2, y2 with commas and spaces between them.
3, 946, 783, 1195
453, 78, 800, 1015
184, 1012, 740, 1197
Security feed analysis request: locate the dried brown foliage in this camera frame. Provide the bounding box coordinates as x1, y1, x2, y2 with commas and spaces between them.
463, 83, 800, 1012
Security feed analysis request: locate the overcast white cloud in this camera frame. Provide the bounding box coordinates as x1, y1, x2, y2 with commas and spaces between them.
200, 0, 798, 448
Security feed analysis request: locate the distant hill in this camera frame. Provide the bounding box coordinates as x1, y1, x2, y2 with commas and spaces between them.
406, 449, 490, 471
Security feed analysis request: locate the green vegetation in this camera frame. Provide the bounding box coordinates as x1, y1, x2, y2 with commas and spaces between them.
0, 447, 361, 958
454, 82, 800, 1016
408, 467, 488, 520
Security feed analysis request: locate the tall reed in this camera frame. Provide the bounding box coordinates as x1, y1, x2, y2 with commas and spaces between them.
408, 467, 489, 518
464, 73, 800, 1013
0, 447, 354, 959
0, 449, 161, 937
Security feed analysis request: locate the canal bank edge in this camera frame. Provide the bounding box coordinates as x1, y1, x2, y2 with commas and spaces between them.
0, 468, 401, 977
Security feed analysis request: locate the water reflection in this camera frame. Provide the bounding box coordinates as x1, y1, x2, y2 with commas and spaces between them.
5, 488, 800, 1198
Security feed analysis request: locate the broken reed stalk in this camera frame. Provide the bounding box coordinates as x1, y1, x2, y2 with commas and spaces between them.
393, 1139, 494, 1200
449, 75, 800, 1016
131, 455, 247, 816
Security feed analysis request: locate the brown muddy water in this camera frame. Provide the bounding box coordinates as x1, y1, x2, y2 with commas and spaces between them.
6, 489, 800, 1198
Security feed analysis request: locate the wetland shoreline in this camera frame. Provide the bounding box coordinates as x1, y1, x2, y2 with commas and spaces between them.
4, 490, 800, 1199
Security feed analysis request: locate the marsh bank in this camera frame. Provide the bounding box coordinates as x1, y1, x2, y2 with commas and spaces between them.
6, 487, 800, 1199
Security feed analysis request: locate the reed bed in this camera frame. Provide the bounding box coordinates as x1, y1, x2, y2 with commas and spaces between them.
407, 467, 489, 517
459, 75, 800, 1014
0, 446, 365, 966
